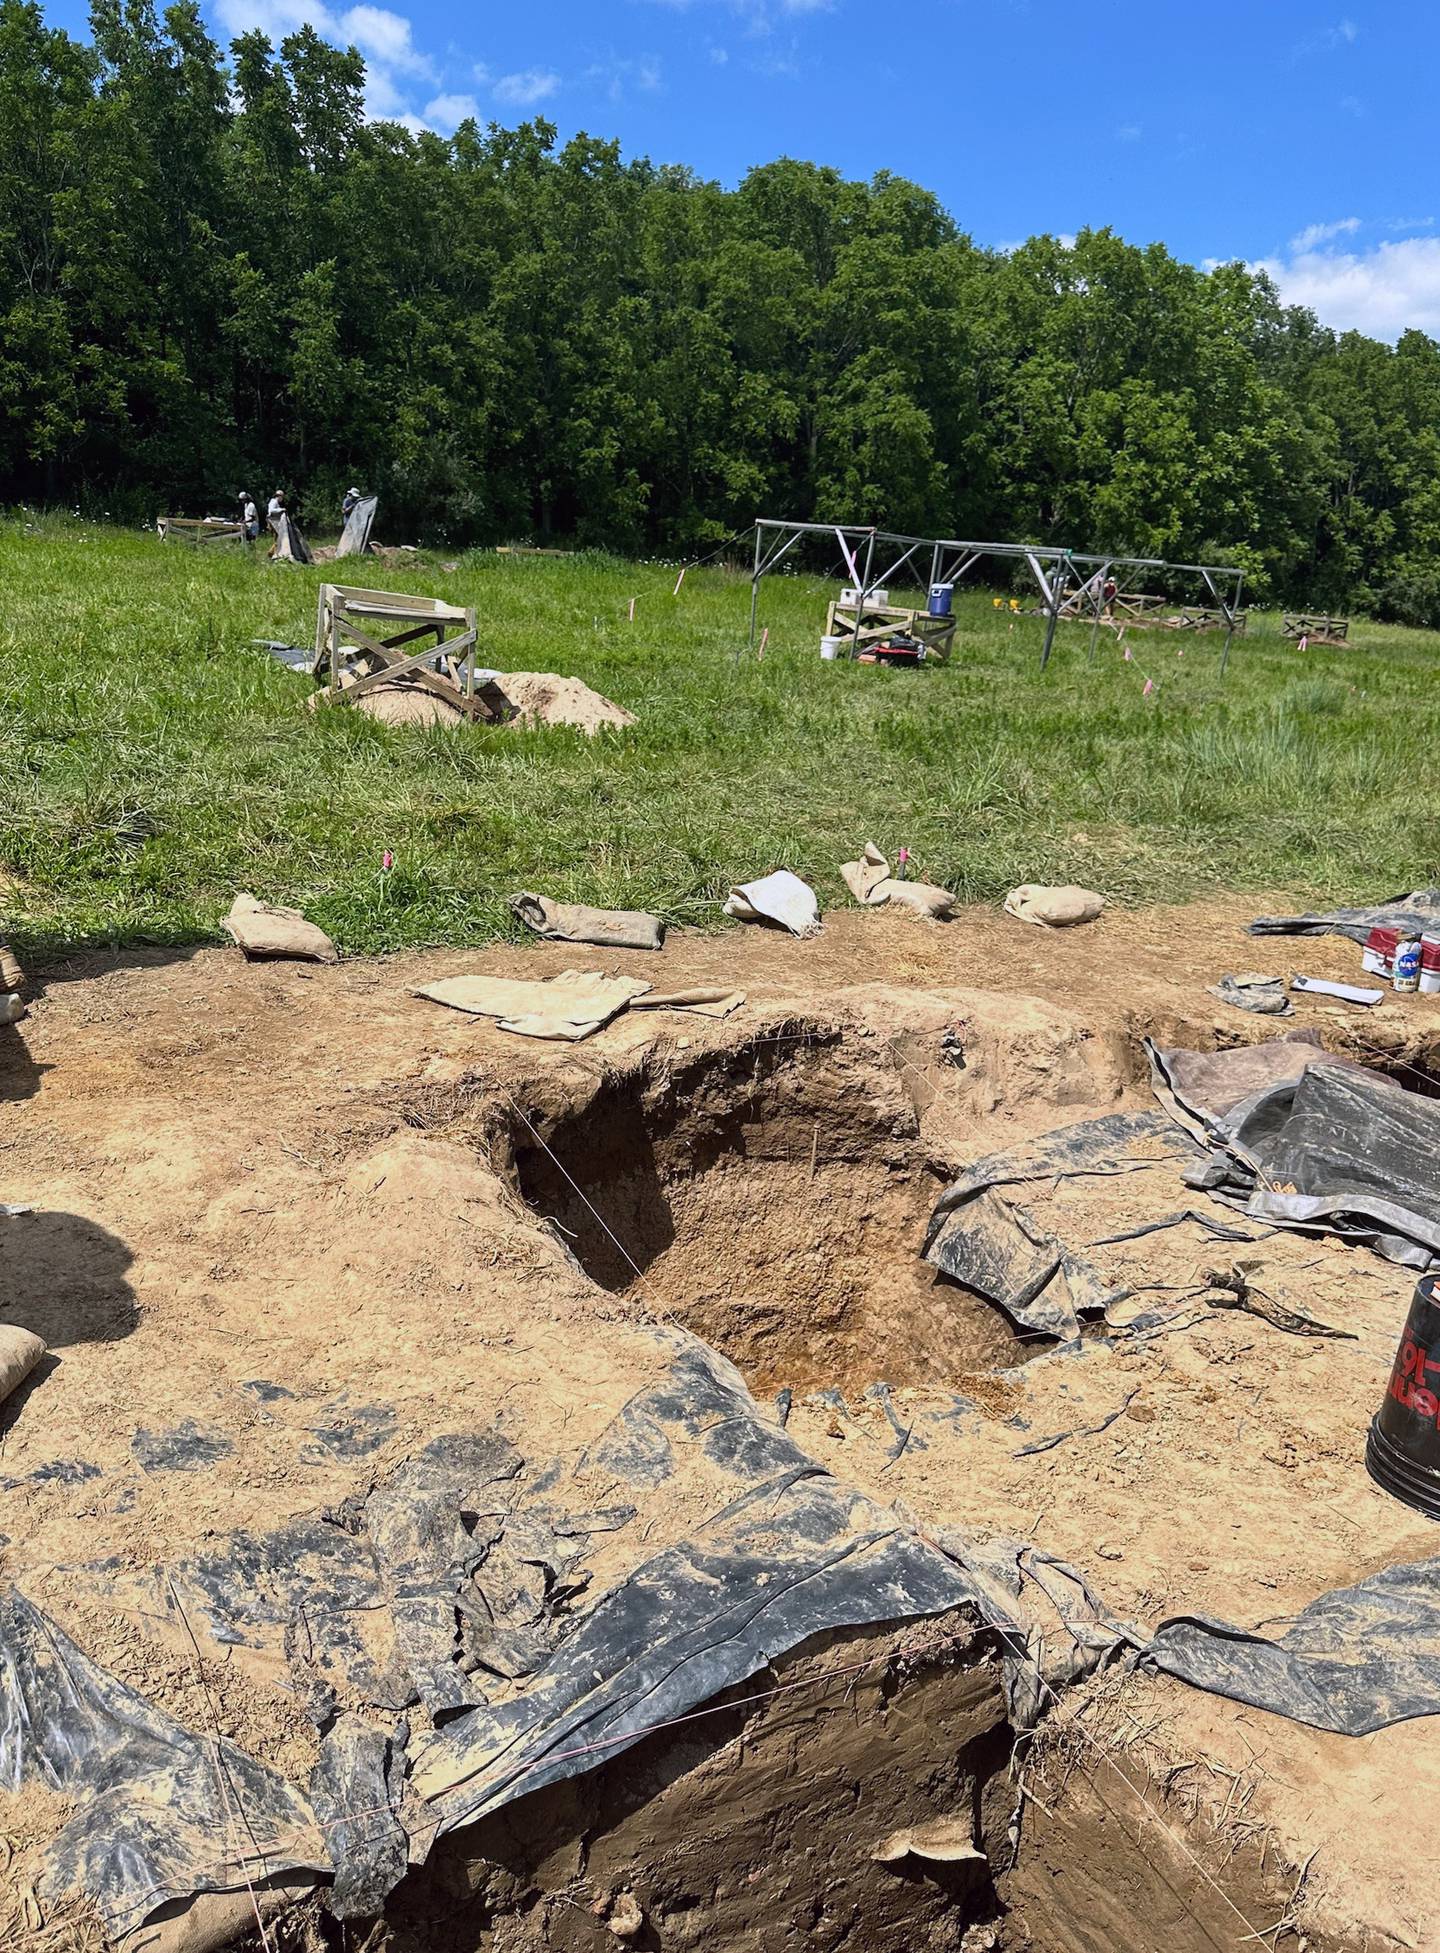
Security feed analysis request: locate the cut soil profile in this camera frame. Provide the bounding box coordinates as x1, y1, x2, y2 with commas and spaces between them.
2, 897, 1438, 1952
495, 1027, 1024, 1394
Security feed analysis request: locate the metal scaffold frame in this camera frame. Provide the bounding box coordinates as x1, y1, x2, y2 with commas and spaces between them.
747, 519, 1247, 676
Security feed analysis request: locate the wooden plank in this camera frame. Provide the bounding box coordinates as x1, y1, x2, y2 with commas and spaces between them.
330, 585, 466, 622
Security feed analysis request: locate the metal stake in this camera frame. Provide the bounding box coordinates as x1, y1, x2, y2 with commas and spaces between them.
1040, 552, 1069, 671
747, 521, 762, 656
1087, 559, 1110, 665
1219, 571, 1244, 679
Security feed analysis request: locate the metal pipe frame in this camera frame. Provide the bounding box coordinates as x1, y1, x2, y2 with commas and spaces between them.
748, 518, 1246, 672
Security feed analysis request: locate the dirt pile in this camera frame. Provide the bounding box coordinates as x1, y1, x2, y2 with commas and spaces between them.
350, 681, 465, 726
342, 669, 635, 733
488, 669, 635, 731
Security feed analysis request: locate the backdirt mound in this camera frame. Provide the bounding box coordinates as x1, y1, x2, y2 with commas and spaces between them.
488, 669, 635, 731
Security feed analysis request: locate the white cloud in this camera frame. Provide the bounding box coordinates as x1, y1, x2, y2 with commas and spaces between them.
1297, 17, 1358, 53
423, 90, 481, 129
338, 2, 432, 75
583, 54, 662, 101
213, 0, 444, 129
492, 66, 560, 106
708, 43, 729, 63
1339, 92, 1365, 115
1289, 215, 1360, 251
1116, 123, 1141, 141
1387, 215, 1436, 233
1252, 236, 1440, 340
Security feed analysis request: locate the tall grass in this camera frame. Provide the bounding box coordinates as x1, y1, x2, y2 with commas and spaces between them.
2, 515, 1437, 956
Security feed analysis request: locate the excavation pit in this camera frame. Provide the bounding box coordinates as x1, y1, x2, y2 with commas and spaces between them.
499, 1028, 1027, 1394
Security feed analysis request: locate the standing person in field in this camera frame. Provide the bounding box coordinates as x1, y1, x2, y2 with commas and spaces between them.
240, 492, 259, 542
267, 488, 285, 535
1102, 574, 1118, 618
342, 485, 362, 523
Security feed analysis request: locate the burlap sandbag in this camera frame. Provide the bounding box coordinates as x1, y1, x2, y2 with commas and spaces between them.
509, 892, 665, 951
841, 844, 891, 906
0, 1324, 46, 1405
842, 844, 955, 919
883, 880, 956, 919
412, 969, 651, 1040
223, 893, 338, 963
1003, 884, 1105, 928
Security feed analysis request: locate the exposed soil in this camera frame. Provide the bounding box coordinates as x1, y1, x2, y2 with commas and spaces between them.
495, 1028, 1023, 1394
3, 895, 1439, 1951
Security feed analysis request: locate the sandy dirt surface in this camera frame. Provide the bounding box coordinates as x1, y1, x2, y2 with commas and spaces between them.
2, 894, 1437, 1949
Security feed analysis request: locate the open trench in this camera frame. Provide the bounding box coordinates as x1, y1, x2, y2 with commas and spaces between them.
294, 1018, 1330, 1953
494, 1024, 1026, 1399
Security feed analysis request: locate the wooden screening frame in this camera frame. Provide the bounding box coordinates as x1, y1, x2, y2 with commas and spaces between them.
1283, 613, 1350, 642
823, 597, 956, 662
314, 584, 482, 716
158, 516, 245, 547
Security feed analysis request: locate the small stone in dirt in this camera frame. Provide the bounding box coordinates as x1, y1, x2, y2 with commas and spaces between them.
607, 1893, 644, 1939
1125, 1401, 1156, 1423
1096, 1540, 1124, 1560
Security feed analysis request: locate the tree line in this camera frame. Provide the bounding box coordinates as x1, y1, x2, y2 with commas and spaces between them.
4, 0, 1440, 617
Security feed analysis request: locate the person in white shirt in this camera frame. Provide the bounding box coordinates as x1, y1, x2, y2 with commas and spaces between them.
267, 489, 285, 534
240, 493, 259, 542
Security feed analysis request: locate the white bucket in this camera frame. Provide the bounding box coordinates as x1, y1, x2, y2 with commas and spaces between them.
820, 636, 842, 661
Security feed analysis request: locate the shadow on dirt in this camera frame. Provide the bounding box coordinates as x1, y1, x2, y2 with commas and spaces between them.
0, 1208, 139, 1428
0, 1023, 43, 1102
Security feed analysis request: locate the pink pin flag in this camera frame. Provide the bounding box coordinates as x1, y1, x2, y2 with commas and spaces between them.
1298, 633, 1309, 653
1142, 677, 1154, 697
1123, 646, 1132, 661
381, 849, 394, 871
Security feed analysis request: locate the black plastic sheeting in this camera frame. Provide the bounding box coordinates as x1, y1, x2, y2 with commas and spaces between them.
1143, 1557, 1440, 1735
0, 1586, 323, 1939
923, 1111, 1192, 1340
1149, 1039, 1440, 1268
412, 1464, 986, 1837
0, 1339, 1025, 1937
1248, 888, 1440, 945
934, 1537, 1131, 1728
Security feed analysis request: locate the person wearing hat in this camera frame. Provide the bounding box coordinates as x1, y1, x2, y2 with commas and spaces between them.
239, 492, 259, 542
341, 485, 363, 522
267, 488, 285, 535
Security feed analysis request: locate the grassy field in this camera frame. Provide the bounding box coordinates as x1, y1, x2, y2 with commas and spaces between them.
2, 514, 1438, 958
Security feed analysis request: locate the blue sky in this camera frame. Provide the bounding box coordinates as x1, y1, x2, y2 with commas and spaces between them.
51, 0, 1440, 338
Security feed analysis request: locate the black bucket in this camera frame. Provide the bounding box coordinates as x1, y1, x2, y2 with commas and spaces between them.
1366, 1271, 1440, 1519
